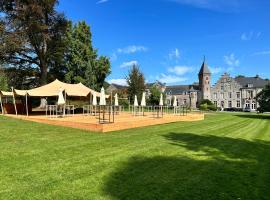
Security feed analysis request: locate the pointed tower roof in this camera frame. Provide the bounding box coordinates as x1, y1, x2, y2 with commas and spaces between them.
199, 56, 211, 75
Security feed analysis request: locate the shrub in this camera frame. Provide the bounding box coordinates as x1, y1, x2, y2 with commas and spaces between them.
208, 104, 217, 111
199, 103, 208, 111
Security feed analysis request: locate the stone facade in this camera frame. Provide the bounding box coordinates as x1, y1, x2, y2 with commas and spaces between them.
165, 85, 199, 109
165, 59, 269, 111
211, 73, 269, 111
211, 73, 242, 110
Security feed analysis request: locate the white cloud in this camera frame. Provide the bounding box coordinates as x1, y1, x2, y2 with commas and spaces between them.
157, 74, 187, 84
168, 66, 193, 75
224, 53, 240, 67
170, 0, 240, 11
96, 0, 108, 4
117, 45, 148, 54
120, 60, 138, 68
241, 32, 253, 41
108, 79, 127, 86
209, 67, 223, 74
252, 51, 270, 56
241, 31, 261, 41
169, 48, 180, 60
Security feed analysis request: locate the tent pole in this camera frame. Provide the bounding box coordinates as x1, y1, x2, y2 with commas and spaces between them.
12, 87, 17, 116
25, 93, 29, 116
90, 93, 92, 105
0, 95, 3, 115
64, 90, 66, 116
111, 92, 113, 106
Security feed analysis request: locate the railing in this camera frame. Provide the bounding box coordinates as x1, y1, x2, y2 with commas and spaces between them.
46, 105, 75, 118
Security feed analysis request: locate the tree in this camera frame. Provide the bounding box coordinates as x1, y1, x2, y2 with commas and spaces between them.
5, 67, 39, 89
200, 99, 213, 106
199, 99, 217, 111
64, 21, 110, 90
0, 66, 8, 90
256, 83, 270, 113
148, 86, 161, 106
0, 0, 68, 85
126, 65, 145, 102
95, 56, 111, 90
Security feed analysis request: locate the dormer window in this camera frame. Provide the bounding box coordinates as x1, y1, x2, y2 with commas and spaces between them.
247, 84, 253, 88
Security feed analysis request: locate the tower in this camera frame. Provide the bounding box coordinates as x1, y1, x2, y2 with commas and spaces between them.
198, 57, 211, 101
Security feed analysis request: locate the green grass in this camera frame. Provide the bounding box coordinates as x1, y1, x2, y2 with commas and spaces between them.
0, 113, 270, 200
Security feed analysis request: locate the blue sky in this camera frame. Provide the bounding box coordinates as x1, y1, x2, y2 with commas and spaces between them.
57, 0, 270, 86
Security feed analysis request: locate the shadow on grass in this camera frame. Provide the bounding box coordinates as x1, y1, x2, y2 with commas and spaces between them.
235, 114, 270, 120
103, 133, 270, 200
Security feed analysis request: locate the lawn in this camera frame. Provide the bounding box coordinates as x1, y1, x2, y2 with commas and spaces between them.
0, 113, 270, 200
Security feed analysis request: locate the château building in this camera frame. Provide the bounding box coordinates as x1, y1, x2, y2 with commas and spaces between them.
165, 59, 269, 111
107, 58, 269, 111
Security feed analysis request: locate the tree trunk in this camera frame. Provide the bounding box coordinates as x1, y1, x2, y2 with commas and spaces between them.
40, 62, 48, 86
39, 60, 48, 109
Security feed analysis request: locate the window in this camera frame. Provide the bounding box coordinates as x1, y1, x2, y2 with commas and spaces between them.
221, 93, 224, 99
245, 102, 250, 109
251, 102, 256, 110
214, 101, 217, 107
228, 101, 232, 108
214, 93, 217, 99
236, 92, 240, 99
237, 101, 240, 108
221, 85, 224, 90
247, 91, 254, 98
206, 77, 209, 80
229, 92, 232, 98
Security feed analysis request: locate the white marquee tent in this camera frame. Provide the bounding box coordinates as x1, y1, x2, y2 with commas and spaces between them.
0, 79, 109, 116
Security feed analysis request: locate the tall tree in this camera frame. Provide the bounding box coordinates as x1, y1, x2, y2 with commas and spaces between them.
256, 83, 270, 113
0, 0, 68, 85
64, 21, 111, 90
126, 65, 145, 102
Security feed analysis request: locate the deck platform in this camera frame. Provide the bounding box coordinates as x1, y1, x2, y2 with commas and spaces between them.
6, 112, 204, 133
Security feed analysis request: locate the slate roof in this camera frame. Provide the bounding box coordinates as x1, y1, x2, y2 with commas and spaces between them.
165, 85, 199, 95
198, 59, 211, 75
235, 76, 269, 88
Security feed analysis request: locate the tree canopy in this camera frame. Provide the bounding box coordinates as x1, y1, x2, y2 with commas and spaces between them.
64, 21, 111, 91
256, 83, 270, 113
126, 65, 145, 102
148, 86, 162, 106
0, 0, 68, 85
0, 66, 8, 90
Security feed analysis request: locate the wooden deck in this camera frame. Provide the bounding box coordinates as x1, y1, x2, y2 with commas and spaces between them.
6, 112, 204, 133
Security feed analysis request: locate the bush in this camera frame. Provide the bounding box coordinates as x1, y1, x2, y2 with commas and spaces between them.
224, 107, 242, 112
199, 99, 217, 111
199, 103, 208, 111
208, 104, 217, 111
119, 99, 129, 109
200, 99, 213, 105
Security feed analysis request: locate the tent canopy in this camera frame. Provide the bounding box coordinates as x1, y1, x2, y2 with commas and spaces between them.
0, 79, 108, 98
0, 91, 13, 97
